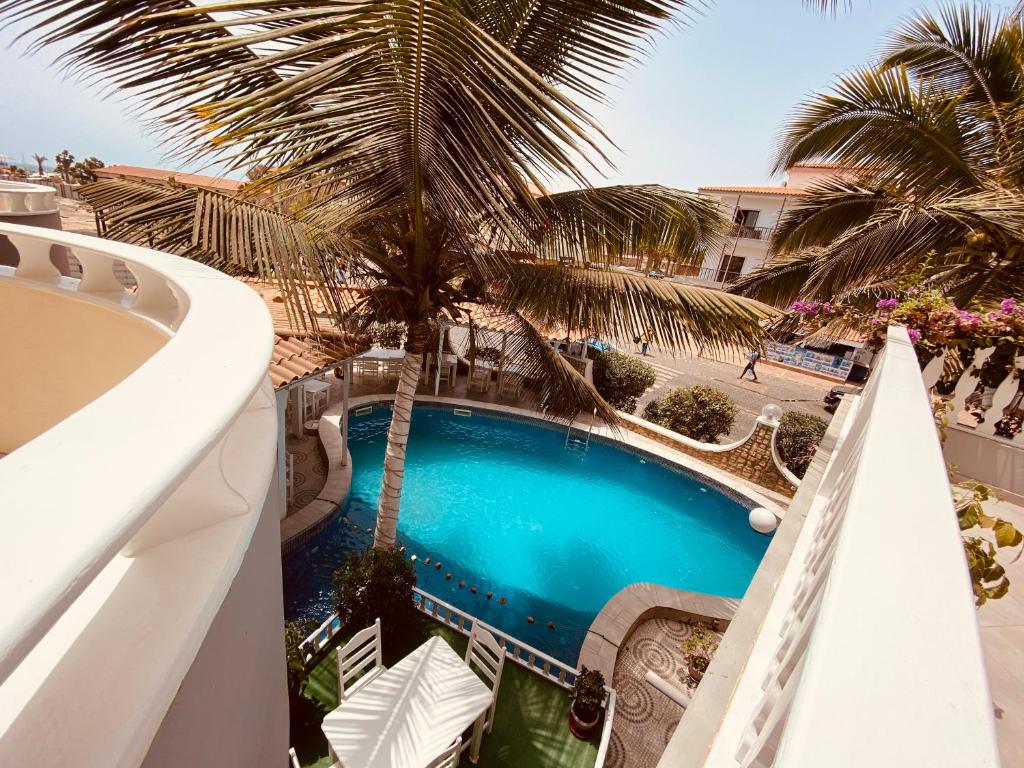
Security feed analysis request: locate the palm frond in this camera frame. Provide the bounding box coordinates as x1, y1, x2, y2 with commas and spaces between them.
467, 0, 696, 101
772, 64, 986, 193
492, 264, 778, 354
770, 178, 889, 253
494, 184, 726, 268
450, 307, 619, 422
738, 188, 1024, 305
731, 252, 821, 307
80, 178, 356, 332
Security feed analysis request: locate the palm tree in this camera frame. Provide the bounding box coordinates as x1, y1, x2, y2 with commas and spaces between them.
31, 154, 47, 176
3, 0, 777, 550
734, 3, 1024, 309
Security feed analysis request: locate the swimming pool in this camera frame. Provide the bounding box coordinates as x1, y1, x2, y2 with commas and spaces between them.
283, 404, 770, 663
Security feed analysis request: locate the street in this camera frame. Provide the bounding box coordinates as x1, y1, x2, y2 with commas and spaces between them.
631, 346, 840, 438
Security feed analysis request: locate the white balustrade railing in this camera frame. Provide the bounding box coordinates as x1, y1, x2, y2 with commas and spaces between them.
0, 180, 58, 215
663, 326, 999, 768
0, 223, 277, 765
923, 345, 1024, 442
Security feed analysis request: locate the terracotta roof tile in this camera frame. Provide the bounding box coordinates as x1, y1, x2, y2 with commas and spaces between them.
268, 333, 369, 388
699, 185, 807, 197
238, 278, 371, 388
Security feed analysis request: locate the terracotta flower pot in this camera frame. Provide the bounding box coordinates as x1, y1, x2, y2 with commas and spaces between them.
568, 702, 602, 740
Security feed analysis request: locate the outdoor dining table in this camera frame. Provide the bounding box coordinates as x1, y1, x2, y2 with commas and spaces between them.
321, 636, 493, 767
358, 347, 407, 360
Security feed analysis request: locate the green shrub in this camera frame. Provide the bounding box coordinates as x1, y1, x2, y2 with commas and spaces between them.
284, 619, 316, 702
592, 351, 656, 414
643, 385, 737, 443
373, 321, 405, 349
775, 411, 828, 478
569, 667, 606, 720
332, 546, 418, 658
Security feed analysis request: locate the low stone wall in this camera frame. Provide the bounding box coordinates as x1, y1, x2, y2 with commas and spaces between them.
620, 415, 798, 497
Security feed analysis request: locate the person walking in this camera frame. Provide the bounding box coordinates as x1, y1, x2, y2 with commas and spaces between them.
640, 329, 652, 356
739, 348, 761, 381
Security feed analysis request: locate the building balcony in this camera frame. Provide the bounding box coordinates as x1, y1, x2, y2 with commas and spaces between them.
0, 223, 286, 766
728, 223, 774, 241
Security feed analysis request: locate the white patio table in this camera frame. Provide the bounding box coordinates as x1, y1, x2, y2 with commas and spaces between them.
358, 347, 407, 360
321, 636, 493, 767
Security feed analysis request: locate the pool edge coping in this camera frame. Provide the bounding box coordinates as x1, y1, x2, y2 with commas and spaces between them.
576, 582, 739, 682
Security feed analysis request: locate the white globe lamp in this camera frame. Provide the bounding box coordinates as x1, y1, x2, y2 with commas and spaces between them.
760, 403, 783, 424
748, 507, 778, 534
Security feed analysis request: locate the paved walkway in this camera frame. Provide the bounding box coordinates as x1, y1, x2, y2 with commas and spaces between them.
631, 347, 838, 438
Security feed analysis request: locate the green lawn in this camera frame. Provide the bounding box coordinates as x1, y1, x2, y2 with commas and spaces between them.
290, 618, 600, 768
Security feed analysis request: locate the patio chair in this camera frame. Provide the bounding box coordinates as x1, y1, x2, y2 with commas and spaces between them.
352, 358, 379, 384
337, 618, 386, 701
464, 623, 505, 734
497, 372, 525, 400
425, 736, 462, 768
469, 366, 492, 394
438, 357, 455, 389
382, 359, 403, 383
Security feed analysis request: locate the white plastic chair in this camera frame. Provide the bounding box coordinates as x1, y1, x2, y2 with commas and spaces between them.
353, 358, 379, 383
439, 357, 455, 389
469, 366, 492, 393
425, 736, 462, 768
382, 358, 403, 383
464, 623, 505, 734
337, 618, 386, 701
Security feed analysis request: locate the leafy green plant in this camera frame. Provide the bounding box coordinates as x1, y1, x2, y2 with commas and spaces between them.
956, 482, 1023, 606
372, 321, 405, 349
332, 546, 418, 654
643, 385, 737, 443
569, 667, 606, 720
775, 411, 828, 478
680, 624, 718, 672
284, 619, 316, 702
592, 351, 656, 414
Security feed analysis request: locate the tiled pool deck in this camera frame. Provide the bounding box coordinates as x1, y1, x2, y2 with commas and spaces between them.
607, 617, 723, 768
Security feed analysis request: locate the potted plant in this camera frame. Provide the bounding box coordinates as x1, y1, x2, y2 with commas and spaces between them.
568, 667, 606, 740
681, 624, 718, 684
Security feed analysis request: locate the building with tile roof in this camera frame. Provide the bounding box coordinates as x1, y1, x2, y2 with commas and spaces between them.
690, 164, 860, 286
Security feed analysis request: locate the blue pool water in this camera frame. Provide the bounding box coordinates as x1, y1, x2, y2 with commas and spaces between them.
283, 405, 770, 663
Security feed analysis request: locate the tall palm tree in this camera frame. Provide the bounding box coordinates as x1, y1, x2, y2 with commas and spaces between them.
2, 0, 777, 549
31, 154, 47, 176
734, 3, 1024, 309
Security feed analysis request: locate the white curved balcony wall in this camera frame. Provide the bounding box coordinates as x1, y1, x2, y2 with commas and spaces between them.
0, 180, 58, 215
0, 224, 286, 767
0, 180, 69, 275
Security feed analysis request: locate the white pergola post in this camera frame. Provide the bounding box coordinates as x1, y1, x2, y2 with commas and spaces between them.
434, 323, 444, 396
341, 359, 351, 466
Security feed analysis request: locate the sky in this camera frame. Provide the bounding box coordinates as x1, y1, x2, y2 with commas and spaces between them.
0, 0, 997, 189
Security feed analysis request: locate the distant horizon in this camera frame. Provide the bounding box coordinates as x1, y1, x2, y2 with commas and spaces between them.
1, 0, 951, 190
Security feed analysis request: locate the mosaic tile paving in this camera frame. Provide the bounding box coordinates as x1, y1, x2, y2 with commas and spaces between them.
287, 432, 328, 516
607, 618, 722, 768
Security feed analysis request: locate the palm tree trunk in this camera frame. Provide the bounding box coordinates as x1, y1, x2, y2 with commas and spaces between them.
373, 322, 427, 550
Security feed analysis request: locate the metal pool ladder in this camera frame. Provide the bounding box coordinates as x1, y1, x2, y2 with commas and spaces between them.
563, 410, 596, 455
